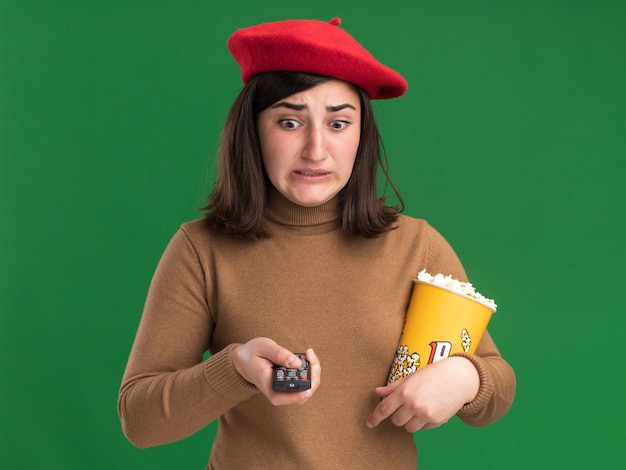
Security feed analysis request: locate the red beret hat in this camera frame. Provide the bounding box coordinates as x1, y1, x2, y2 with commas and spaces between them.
227, 18, 408, 100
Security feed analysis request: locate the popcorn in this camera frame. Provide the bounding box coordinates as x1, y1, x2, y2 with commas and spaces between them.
387, 344, 421, 383
460, 328, 472, 353
416, 270, 497, 312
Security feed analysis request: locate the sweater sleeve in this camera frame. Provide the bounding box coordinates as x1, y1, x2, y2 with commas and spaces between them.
425, 224, 516, 427
453, 330, 516, 426
117, 228, 258, 448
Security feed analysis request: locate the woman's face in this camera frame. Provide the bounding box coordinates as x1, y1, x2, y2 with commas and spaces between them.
257, 80, 361, 207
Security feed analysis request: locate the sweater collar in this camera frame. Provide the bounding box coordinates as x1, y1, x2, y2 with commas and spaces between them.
264, 188, 340, 227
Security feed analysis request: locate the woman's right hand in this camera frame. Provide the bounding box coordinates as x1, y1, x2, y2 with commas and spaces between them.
231, 337, 321, 406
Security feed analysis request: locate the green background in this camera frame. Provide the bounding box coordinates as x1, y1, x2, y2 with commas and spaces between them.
2, 1, 624, 468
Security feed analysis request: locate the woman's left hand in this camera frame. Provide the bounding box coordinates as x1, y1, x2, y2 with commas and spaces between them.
366, 356, 480, 432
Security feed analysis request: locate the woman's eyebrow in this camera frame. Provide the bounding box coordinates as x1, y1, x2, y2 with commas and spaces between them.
270, 101, 306, 111
326, 103, 357, 112
270, 102, 358, 112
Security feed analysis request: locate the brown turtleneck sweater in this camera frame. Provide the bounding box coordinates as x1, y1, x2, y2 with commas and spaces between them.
118, 190, 515, 469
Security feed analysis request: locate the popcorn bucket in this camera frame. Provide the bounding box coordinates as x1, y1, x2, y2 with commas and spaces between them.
387, 276, 496, 384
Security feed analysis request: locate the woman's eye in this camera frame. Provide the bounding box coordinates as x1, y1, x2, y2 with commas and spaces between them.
329, 120, 348, 130
279, 119, 300, 129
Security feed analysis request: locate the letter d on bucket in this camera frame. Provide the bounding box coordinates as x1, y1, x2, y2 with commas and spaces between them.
387, 271, 497, 384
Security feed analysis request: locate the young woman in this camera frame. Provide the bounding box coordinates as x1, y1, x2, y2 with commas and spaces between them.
118, 18, 515, 469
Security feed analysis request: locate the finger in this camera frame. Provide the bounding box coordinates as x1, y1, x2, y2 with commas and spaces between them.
366, 394, 401, 428
305, 347, 319, 365
403, 415, 429, 433
421, 420, 447, 431
374, 379, 402, 398
380, 400, 429, 432
306, 348, 321, 391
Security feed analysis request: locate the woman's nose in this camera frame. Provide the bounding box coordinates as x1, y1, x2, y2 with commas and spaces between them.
301, 125, 327, 161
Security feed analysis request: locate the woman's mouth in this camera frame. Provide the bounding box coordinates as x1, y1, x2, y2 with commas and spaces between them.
294, 170, 330, 177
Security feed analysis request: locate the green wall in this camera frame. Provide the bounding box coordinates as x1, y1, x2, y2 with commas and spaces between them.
2, 1, 624, 468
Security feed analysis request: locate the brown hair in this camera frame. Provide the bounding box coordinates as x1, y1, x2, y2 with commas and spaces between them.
203, 71, 403, 238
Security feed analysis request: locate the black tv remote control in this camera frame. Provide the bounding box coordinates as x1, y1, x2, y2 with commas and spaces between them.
272, 353, 311, 392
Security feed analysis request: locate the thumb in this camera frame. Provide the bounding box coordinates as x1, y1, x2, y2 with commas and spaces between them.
265, 343, 302, 369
